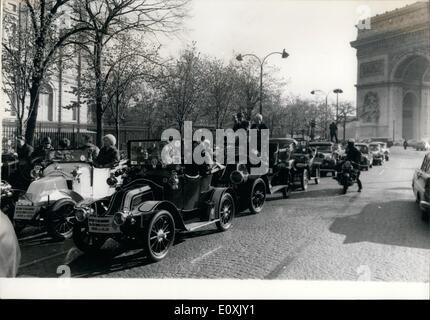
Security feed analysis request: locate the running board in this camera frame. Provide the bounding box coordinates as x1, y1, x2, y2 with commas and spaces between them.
185, 220, 219, 232
270, 185, 287, 194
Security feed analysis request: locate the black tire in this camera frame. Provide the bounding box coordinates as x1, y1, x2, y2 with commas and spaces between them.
73, 221, 106, 254
248, 178, 266, 214
1, 200, 24, 235
300, 169, 309, 191
46, 198, 76, 240
143, 210, 175, 262
216, 192, 235, 231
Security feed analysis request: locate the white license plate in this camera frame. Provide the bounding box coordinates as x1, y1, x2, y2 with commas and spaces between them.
88, 216, 120, 234
14, 206, 37, 220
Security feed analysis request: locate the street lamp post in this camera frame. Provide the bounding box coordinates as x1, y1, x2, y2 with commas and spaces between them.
311, 89, 330, 140
236, 49, 289, 115
333, 88, 343, 123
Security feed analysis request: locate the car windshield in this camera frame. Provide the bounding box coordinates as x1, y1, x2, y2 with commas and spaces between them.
129, 140, 177, 166
311, 145, 332, 153
49, 149, 89, 162
356, 145, 369, 153
369, 145, 379, 151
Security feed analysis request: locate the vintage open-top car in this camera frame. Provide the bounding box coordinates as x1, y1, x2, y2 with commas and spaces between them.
309, 141, 339, 176
369, 142, 385, 165
212, 137, 300, 214
72, 139, 236, 262
355, 143, 373, 170
291, 140, 321, 187
11, 149, 127, 240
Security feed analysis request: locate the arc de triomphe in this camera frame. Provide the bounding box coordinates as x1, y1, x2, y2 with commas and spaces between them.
351, 1, 430, 141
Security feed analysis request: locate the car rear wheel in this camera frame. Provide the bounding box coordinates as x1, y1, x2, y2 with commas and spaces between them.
46, 199, 76, 240
144, 210, 175, 262
216, 193, 235, 231
248, 178, 266, 214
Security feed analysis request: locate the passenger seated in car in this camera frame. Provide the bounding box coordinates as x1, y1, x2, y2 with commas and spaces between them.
94, 134, 120, 168
54, 138, 72, 160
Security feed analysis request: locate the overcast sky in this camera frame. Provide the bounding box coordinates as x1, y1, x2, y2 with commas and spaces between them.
162, 0, 419, 105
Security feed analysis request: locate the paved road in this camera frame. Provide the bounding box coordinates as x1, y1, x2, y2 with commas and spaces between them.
17, 147, 430, 281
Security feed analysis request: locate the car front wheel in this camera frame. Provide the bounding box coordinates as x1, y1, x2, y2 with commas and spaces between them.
46, 199, 76, 240
300, 169, 309, 191
73, 222, 106, 254
144, 210, 175, 262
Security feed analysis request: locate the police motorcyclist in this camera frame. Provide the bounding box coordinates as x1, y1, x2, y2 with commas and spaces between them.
344, 139, 363, 192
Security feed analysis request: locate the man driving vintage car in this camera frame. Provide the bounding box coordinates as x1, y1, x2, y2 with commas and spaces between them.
94, 134, 120, 168
344, 139, 363, 192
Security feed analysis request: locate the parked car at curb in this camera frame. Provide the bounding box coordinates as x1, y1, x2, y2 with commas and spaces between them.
72, 139, 236, 262
412, 152, 430, 222
10, 149, 127, 240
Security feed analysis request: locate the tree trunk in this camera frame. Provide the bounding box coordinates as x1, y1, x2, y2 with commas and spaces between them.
94, 40, 104, 147
25, 83, 41, 146
115, 90, 120, 148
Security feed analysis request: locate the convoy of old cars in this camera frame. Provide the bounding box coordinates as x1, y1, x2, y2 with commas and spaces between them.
8, 132, 426, 267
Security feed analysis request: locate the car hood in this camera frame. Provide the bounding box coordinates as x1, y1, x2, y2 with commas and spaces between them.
18, 176, 69, 205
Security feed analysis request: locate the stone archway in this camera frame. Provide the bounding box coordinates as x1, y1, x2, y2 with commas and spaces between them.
393, 54, 430, 141
402, 92, 417, 140
351, 2, 430, 141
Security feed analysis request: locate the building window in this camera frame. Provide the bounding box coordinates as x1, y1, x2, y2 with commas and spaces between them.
40, 85, 54, 121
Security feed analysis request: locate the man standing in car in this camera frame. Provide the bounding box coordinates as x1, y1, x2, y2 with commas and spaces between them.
345, 139, 363, 192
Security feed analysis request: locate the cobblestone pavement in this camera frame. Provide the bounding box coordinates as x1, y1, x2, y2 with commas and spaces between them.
17, 147, 430, 281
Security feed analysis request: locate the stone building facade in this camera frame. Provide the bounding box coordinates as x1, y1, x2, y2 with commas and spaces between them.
350, 1, 430, 141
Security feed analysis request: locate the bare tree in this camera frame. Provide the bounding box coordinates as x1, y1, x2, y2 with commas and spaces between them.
338, 102, 357, 141
2, 0, 92, 145
73, 0, 189, 146
2, 7, 33, 135
157, 44, 207, 133
202, 59, 238, 128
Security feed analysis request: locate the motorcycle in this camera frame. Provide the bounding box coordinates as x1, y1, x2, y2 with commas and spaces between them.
335, 160, 359, 194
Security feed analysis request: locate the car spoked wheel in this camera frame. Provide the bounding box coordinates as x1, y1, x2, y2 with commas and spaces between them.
47, 199, 76, 240
144, 210, 175, 262
216, 193, 235, 231
300, 169, 309, 191
73, 222, 106, 254
249, 178, 266, 214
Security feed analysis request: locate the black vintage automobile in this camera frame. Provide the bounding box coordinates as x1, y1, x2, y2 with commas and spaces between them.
290, 140, 321, 189
212, 137, 299, 214
309, 141, 339, 177
72, 139, 236, 262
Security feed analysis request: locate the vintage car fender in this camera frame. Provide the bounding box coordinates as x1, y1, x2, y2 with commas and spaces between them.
208, 187, 236, 219
136, 200, 186, 230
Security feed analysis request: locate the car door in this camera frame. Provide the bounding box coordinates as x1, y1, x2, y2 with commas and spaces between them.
415, 154, 429, 200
